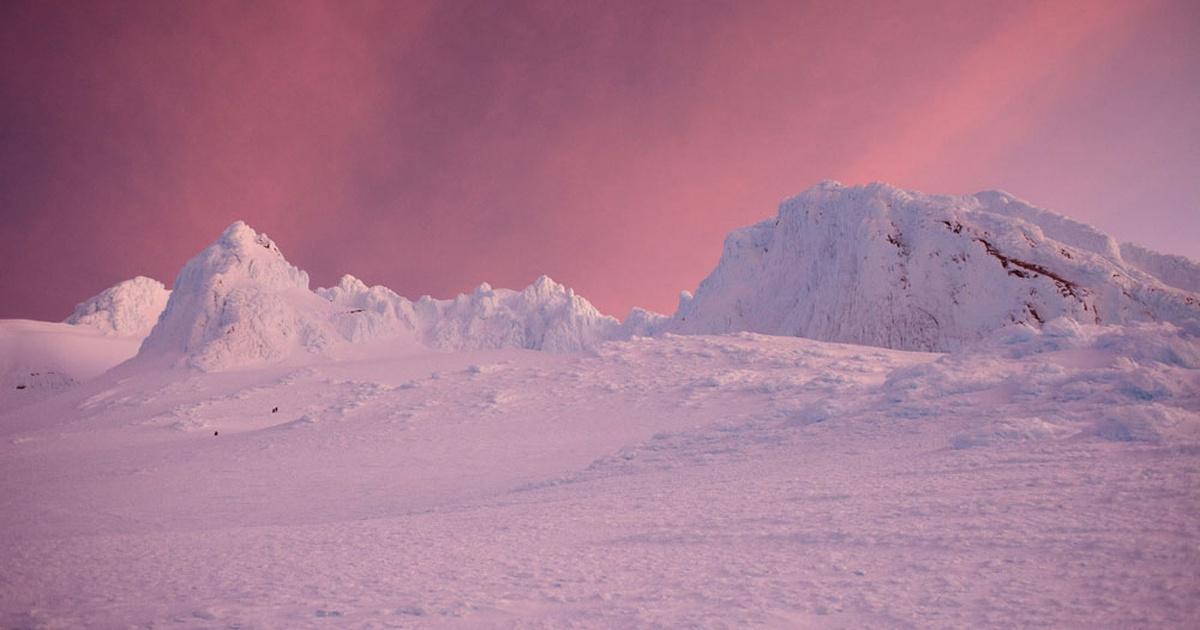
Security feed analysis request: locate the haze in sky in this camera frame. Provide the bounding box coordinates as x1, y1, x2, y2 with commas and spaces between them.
1, 0, 1197, 320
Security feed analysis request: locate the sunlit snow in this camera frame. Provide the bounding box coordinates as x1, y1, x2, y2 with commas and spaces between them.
2, 183, 1197, 627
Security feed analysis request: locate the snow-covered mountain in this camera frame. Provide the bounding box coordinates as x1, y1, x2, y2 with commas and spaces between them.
44, 184, 1200, 369
667, 181, 1200, 351
65, 276, 170, 337
4, 185, 1200, 628
135, 221, 621, 371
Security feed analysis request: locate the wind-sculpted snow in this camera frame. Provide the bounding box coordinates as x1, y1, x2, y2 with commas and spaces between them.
425, 276, 621, 351
65, 276, 170, 337
1121, 242, 1200, 293
136, 222, 623, 370
882, 318, 1200, 447
316, 274, 421, 343
137, 221, 336, 371
75, 184, 1200, 370
319, 274, 621, 352
669, 181, 1200, 351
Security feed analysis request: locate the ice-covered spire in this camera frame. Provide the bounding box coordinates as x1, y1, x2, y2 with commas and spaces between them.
137, 222, 332, 370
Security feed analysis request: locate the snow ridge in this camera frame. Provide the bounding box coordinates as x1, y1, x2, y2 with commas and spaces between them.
107, 184, 1200, 367
667, 181, 1200, 351
1120, 242, 1200, 293
319, 274, 620, 352
65, 276, 170, 337
138, 222, 620, 370
427, 276, 619, 352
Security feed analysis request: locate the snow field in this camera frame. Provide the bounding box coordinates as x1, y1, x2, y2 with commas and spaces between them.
2, 325, 1197, 627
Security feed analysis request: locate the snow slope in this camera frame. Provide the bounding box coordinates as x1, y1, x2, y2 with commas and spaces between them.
2, 277, 170, 408
669, 181, 1200, 351
64, 276, 170, 337
1, 322, 1197, 627
0, 320, 144, 410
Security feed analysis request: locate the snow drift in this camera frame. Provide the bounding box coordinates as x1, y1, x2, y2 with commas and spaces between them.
667, 181, 1200, 351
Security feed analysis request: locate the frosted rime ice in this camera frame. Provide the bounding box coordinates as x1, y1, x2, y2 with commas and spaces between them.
65, 276, 170, 337
134, 221, 623, 371
668, 181, 1200, 351
136, 221, 337, 371
1120, 242, 1200, 293
86, 185, 1200, 370
318, 274, 621, 352
425, 276, 621, 352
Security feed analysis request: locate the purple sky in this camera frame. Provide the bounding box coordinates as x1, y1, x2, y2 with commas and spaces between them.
2, 0, 1197, 321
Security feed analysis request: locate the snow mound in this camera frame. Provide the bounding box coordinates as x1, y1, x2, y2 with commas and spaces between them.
137, 222, 336, 371
137, 222, 622, 371
669, 181, 1200, 351
65, 276, 170, 337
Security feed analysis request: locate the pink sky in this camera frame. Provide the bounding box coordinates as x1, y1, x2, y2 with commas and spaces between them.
1, 0, 1197, 321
